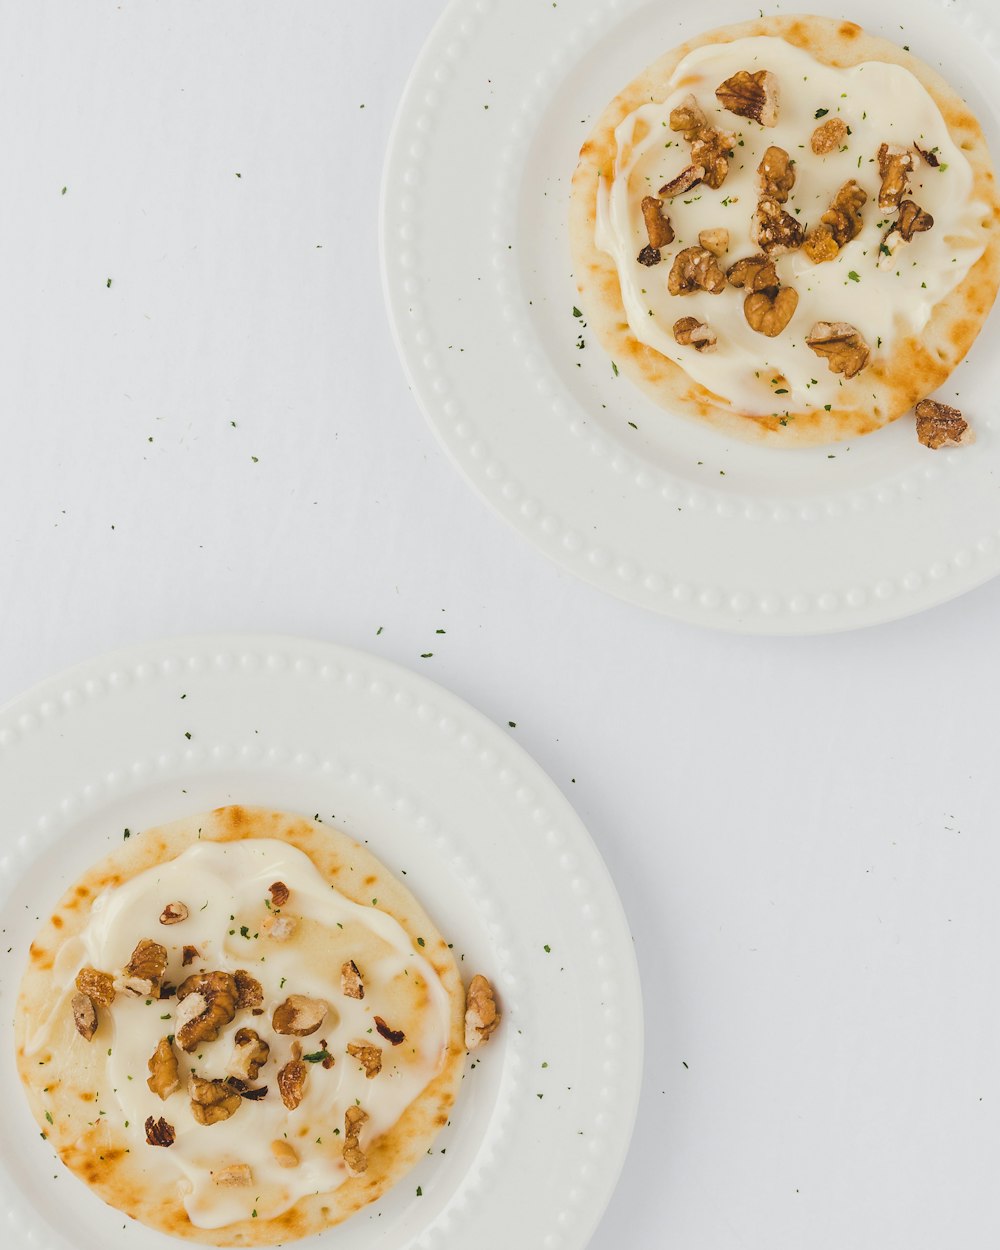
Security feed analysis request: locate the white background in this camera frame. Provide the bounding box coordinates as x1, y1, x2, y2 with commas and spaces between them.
3, 2, 1000, 1247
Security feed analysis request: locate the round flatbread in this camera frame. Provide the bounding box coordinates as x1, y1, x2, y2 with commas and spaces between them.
570, 14, 1000, 445
15, 806, 467, 1245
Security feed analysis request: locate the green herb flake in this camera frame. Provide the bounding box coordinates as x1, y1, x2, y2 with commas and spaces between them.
814, 107, 829, 118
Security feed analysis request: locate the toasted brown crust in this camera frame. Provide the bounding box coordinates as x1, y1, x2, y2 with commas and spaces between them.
569, 14, 1000, 447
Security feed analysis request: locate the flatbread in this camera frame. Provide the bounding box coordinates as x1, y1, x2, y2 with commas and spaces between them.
570, 14, 1000, 446
15, 806, 467, 1245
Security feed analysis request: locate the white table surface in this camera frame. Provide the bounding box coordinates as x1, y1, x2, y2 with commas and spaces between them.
3, 3, 1000, 1247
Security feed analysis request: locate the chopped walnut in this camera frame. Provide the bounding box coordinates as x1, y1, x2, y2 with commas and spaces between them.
159, 902, 188, 925
914, 141, 940, 168
806, 322, 870, 378
75, 966, 115, 1008
672, 316, 717, 353
71, 992, 97, 1041
877, 143, 917, 211
175, 970, 238, 1052
667, 94, 734, 187
811, 117, 848, 155
743, 286, 799, 337
690, 128, 735, 190
227, 1027, 270, 1081
757, 146, 795, 203
697, 227, 729, 257
268, 881, 290, 907
465, 974, 501, 1050
374, 1016, 405, 1045
145, 1115, 175, 1146
667, 247, 726, 296
234, 968, 264, 1013
262, 913, 296, 940
640, 196, 674, 252
343, 1105, 369, 1176
341, 960, 365, 1000
272, 994, 329, 1036
715, 69, 778, 126
189, 1075, 242, 1125
752, 197, 804, 255
225, 1077, 269, 1100
916, 399, 970, 449
658, 164, 704, 199
277, 1054, 307, 1110
878, 199, 934, 267
669, 93, 708, 139
803, 179, 867, 263
726, 255, 779, 293
147, 1036, 181, 1099
182, 945, 199, 967
213, 1163, 253, 1187
271, 1140, 299, 1168
346, 1041, 383, 1078
116, 939, 168, 998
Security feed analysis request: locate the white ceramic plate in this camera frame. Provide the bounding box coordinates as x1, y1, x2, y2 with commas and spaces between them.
382, 0, 1000, 633
0, 635, 641, 1250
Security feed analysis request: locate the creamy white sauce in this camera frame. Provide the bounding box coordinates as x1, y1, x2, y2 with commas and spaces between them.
54, 840, 452, 1229
594, 36, 990, 416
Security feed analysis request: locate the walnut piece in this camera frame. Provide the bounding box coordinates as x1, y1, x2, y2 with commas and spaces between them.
877, 143, 917, 212
374, 1015, 405, 1045
262, 913, 296, 940
726, 255, 779, 293
272, 994, 329, 1036
915, 399, 970, 449
669, 94, 708, 139
803, 179, 867, 263
341, 959, 365, 1000
878, 199, 934, 268
268, 880, 290, 907
757, 145, 794, 203
189, 1075, 242, 1125
697, 227, 729, 257
346, 1041, 383, 1078
752, 197, 804, 255
667, 94, 734, 188
145, 1115, 175, 1146
465, 974, 501, 1050
743, 286, 799, 338
225, 1076, 269, 1101
806, 322, 870, 378
227, 1027, 270, 1081
71, 992, 97, 1041
75, 966, 115, 1008
914, 141, 940, 168
690, 128, 735, 190
175, 970, 238, 1052
147, 1036, 181, 1099
116, 939, 168, 998
343, 1105, 369, 1176
159, 902, 188, 925
182, 945, 199, 967
811, 117, 848, 155
658, 164, 704, 199
271, 1140, 299, 1168
640, 195, 674, 251
213, 1163, 253, 1187
715, 69, 778, 126
667, 247, 726, 296
672, 316, 717, 353
277, 1054, 307, 1110
234, 968, 264, 1013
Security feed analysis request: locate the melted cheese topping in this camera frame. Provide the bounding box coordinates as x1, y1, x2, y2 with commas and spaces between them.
47, 840, 452, 1229
594, 36, 990, 416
